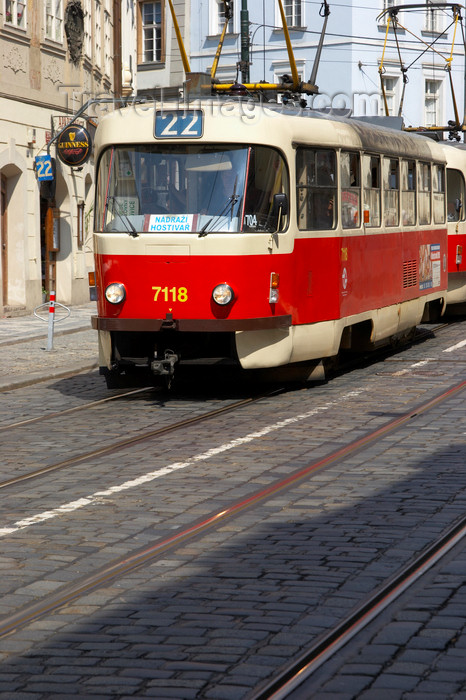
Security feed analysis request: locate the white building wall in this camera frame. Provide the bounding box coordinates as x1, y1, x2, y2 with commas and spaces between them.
134, 0, 190, 97
186, 0, 465, 132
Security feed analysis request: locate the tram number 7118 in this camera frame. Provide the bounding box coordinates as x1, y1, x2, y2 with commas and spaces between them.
152, 286, 189, 302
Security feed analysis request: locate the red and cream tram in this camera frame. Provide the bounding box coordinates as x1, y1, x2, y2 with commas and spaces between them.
441, 141, 466, 311
90, 100, 448, 386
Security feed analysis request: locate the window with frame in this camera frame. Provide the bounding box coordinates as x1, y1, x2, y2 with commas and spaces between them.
139, 1, 162, 63
425, 79, 441, 127
446, 168, 465, 222
210, 0, 233, 35
296, 148, 336, 231
95, 0, 102, 66
418, 162, 431, 224
83, 0, 92, 57
380, 76, 398, 116
363, 154, 381, 227
432, 164, 445, 224
103, 0, 111, 75
5, 0, 26, 28
383, 157, 399, 226
341, 152, 361, 228
425, 2, 441, 32
284, 0, 302, 27
401, 160, 416, 226
45, 0, 63, 42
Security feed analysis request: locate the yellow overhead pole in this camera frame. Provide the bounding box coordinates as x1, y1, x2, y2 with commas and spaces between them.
212, 0, 315, 94
276, 0, 300, 90
378, 15, 391, 117
211, 2, 232, 80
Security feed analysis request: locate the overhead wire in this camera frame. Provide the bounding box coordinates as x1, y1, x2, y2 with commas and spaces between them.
247, 19, 462, 49
211, 1, 465, 127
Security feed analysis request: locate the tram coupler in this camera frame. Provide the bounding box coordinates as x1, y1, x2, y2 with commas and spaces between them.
151, 349, 179, 377
161, 312, 177, 330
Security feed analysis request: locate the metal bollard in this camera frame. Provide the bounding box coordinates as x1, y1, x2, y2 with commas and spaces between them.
33, 291, 70, 351
47, 290, 56, 351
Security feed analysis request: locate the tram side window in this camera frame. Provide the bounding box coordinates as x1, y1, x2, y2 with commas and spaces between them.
418, 162, 431, 224
432, 164, 445, 224
296, 148, 336, 231
401, 160, 416, 226
447, 168, 465, 222
341, 152, 360, 228
383, 158, 399, 226
362, 154, 380, 227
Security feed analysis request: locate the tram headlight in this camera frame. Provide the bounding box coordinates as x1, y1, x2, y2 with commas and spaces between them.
212, 283, 234, 306
105, 282, 126, 304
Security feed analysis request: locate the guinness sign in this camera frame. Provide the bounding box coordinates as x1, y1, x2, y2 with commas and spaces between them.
56, 125, 91, 166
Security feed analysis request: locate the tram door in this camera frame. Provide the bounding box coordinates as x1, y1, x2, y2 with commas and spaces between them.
40, 197, 57, 298
1, 176, 7, 307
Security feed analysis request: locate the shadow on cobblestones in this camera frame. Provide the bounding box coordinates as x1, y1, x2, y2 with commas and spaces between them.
1, 431, 466, 698
48, 364, 308, 402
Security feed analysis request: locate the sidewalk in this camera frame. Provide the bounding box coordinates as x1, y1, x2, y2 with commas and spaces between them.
0, 302, 99, 391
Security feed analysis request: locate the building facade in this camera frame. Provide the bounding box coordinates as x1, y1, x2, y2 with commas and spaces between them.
0, 0, 115, 315
0, 0, 191, 315
188, 0, 465, 131
128, 0, 190, 98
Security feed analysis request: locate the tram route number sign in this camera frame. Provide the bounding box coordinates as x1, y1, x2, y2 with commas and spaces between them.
155, 110, 203, 139
35, 155, 54, 181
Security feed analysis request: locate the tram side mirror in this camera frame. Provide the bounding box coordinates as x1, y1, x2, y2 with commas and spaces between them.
272, 193, 288, 215
271, 193, 289, 231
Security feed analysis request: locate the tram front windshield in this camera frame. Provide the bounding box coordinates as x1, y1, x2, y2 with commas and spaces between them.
95, 144, 288, 234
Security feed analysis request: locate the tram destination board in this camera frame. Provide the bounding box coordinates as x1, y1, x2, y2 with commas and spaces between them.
155, 110, 203, 138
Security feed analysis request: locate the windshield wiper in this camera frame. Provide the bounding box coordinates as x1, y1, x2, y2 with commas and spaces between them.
107, 195, 139, 238
198, 194, 240, 238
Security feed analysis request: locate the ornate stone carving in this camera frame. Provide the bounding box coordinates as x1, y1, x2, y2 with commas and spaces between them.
3, 46, 26, 74
65, 0, 85, 65
44, 58, 62, 85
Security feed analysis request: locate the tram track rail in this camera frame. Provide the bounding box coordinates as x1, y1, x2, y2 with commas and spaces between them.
0, 319, 454, 434
1, 376, 464, 648
0, 391, 281, 491
251, 511, 466, 700
1, 320, 462, 493
0, 385, 156, 432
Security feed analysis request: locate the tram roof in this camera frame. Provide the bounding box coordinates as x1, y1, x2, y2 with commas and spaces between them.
94, 99, 445, 164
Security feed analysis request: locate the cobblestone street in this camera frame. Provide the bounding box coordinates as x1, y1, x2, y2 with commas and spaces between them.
0, 311, 465, 697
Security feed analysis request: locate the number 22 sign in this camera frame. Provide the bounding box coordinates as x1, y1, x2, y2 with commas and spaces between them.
35, 155, 55, 182
155, 110, 203, 139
